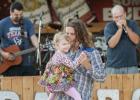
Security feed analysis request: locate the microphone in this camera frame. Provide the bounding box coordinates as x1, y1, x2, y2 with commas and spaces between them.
122, 25, 127, 33
39, 12, 44, 20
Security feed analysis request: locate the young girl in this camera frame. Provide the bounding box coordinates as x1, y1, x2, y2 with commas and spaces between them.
38, 32, 85, 100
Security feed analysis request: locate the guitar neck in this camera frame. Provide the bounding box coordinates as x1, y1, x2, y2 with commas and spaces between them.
15, 48, 36, 56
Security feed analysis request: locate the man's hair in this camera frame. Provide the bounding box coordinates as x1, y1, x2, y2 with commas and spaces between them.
111, 5, 125, 15
10, 2, 23, 12
64, 19, 93, 47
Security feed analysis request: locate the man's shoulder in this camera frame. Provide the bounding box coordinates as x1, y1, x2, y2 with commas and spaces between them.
0, 17, 10, 24
105, 21, 115, 27
104, 21, 117, 33
104, 21, 116, 31
23, 17, 31, 22
127, 20, 137, 25
22, 17, 33, 25
127, 19, 135, 22
81, 47, 97, 53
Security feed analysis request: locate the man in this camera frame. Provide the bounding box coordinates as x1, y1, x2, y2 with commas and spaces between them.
0, 2, 39, 76
104, 5, 140, 74
54, 19, 106, 100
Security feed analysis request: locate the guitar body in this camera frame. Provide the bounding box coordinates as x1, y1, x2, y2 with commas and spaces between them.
0, 45, 22, 73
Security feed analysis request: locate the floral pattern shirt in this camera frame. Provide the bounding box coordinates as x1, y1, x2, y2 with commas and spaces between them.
38, 51, 79, 92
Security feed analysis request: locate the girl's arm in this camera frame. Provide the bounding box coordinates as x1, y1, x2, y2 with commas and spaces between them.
59, 53, 79, 69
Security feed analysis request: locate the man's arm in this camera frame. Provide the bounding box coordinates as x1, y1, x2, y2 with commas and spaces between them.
30, 35, 39, 48
125, 25, 140, 45
81, 50, 106, 81
108, 28, 123, 48
0, 48, 15, 61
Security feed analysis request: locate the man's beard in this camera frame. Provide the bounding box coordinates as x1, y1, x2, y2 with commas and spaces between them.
14, 17, 21, 22
12, 17, 22, 24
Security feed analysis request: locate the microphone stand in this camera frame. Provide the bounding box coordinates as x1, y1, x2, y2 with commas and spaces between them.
36, 13, 43, 75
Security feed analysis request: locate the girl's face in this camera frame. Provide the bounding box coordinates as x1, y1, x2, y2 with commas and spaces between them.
57, 39, 70, 53
65, 27, 76, 43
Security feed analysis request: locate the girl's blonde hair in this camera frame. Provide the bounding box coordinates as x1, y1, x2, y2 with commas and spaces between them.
53, 32, 70, 49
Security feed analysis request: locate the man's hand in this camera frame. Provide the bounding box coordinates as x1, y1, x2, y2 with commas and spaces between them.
1, 51, 15, 61
116, 17, 127, 29
78, 52, 91, 70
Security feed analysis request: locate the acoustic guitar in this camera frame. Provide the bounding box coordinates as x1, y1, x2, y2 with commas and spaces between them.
0, 45, 36, 73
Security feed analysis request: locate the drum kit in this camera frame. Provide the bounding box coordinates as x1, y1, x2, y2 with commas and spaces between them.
36, 36, 55, 74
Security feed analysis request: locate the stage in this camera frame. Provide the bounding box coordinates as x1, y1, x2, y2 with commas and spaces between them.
0, 74, 140, 100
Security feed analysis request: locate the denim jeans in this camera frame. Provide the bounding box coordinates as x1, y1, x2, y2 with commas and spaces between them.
106, 66, 139, 74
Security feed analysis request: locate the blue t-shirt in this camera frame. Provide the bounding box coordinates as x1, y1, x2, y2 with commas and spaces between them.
0, 16, 35, 66
104, 20, 140, 68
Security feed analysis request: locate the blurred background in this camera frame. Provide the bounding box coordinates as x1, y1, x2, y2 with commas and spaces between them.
1, 0, 140, 71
